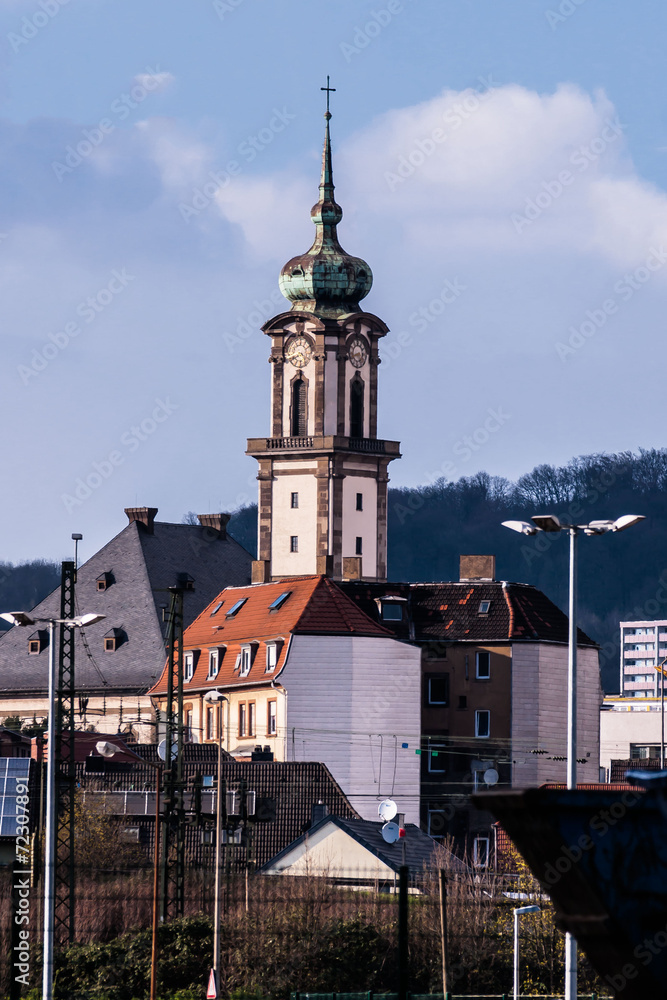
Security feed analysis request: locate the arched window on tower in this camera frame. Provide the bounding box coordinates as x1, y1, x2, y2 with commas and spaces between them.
291, 376, 308, 437
349, 376, 365, 438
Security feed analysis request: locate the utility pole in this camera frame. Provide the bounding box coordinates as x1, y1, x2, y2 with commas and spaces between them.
160, 587, 185, 921
438, 869, 449, 996
54, 561, 76, 945
398, 865, 409, 1000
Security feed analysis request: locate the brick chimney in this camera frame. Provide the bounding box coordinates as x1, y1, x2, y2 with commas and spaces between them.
197, 513, 230, 539
459, 555, 495, 582
125, 507, 158, 534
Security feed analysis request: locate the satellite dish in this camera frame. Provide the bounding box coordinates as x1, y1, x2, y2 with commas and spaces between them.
378, 798, 398, 822
157, 739, 177, 762
381, 821, 400, 844
483, 768, 499, 786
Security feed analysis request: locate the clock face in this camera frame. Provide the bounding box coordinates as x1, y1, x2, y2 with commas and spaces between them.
349, 337, 368, 369
285, 336, 312, 369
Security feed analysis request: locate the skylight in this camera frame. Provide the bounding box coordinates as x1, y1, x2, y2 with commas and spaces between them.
478, 601, 491, 615
210, 601, 223, 616
269, 591, 291, 612
225, 599, 247, 618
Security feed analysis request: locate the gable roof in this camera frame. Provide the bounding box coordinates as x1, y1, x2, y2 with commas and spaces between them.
0, 517, 252, 696
149, 575, 392, 695
339, 580, 597, 647
260, 815, 467, 876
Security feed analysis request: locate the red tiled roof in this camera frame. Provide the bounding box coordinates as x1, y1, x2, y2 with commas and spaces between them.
149, 575, 391, 696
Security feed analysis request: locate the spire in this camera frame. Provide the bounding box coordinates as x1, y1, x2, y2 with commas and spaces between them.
278, 79, 372, 319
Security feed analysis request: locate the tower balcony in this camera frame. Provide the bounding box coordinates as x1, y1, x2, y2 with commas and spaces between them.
246, 435, 401, 458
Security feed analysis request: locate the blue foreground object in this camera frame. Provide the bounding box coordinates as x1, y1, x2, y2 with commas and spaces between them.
475, 773, 667, 999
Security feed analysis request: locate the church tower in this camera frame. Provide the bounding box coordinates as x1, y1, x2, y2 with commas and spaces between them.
247, 97, 400, 584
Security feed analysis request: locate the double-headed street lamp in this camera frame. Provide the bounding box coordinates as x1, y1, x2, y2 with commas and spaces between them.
0, 610, 106, 1000
502, 512, 644, 1000
203, 688, 228, 994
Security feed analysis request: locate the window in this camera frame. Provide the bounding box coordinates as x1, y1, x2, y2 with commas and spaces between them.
269, 592, 291, 612
268, 700, 277, 736
226, 599, 247, 619
381, 602, 403, 621
210, 601, 223, 617
458, 695, 468, 710
427, 809, 446, 841
28, 630, 47, 654
291, 376, 307, 436
96, 572, 113, 591
473, 835, 490, 868
427, 674, 449, 705
631, 744, 661, 759
475, 710, 490, 738
248, 702, 256, 737
238, 703, 247, 737
355, 536, 363, 556
290, 536, 298, 553
427, 744, 447, 773
266, 643, 278, 672
205, 707, 215, 741
240, 646, 253, 676
291, 492, 299, 508
207, 649, 219, 679
28, 640, 40, 655
476, 651, 491, 679
356, 493, 363, 511
183, 652, 194, 682
349, 376, 364, 437
478, 601, 491, 615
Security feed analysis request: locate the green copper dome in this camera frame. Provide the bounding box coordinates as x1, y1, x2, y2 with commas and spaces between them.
279, 112, 373, 318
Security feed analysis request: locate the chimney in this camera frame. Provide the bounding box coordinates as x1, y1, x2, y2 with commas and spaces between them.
396, 812, 405, 830
311, 801, 329, 826
125, 507, 158, 534
197, 513, 230, 540
459, 555, 495, 582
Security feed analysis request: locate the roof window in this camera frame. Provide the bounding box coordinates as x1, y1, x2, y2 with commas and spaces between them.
478, 601, 491, 615
269, 592, 291, 612
210, 601, 223, 617
96, 572, 114, 592
104, 628, 126, 653
226, 599, 247, 618
28, 630, 48, 655
381, 602, 403, 621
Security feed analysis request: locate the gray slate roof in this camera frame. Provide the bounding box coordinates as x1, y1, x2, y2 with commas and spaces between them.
260, 815, 468, 875
0, 518, 251, 696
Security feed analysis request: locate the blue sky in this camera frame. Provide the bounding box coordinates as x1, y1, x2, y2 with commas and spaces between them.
2, 0, 667, 564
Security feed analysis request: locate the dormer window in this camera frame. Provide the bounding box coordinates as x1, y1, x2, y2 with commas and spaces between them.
265, 640, 283, 672
207, 647, 224, 680
28, 630, 48, 655
379, 599, 405, 621
239, 643, 257, 677
183, 651, 195, 682
96, 572, 114, 592
478, 601, 491, 615
226, 599, 247, 619
177, 573, 195, 592
103, 628, 126, 653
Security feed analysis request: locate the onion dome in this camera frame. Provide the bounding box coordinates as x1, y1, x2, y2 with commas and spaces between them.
279, 111, 373, 318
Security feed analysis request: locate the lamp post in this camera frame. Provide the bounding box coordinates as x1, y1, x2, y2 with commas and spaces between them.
502, 512, 644, 1000
0, 610, 106, 1000
95, 740, 162, 1000
203, 689, 228, 992
513, 904, 540, 1000
656, 657, 667, 770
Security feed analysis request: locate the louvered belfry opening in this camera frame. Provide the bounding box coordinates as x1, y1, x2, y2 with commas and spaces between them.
349, 376, 364, 438
291, 376, 307, 436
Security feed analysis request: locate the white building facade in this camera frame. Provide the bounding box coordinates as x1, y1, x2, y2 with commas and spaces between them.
619, 619, 667, 697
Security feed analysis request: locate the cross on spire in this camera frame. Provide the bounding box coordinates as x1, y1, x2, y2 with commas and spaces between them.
321, 75, 336, 117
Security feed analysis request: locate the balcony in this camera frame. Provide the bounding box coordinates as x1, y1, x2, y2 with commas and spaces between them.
247, 435, 401, 458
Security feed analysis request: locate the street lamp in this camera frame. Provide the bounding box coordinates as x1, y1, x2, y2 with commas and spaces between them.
656, 657, 667, 769
513, 904, 540, 999
0, 610, 106, 1000
203, 689, 228, 993
502, 512, 644, 1000
95, 740, 162, 1000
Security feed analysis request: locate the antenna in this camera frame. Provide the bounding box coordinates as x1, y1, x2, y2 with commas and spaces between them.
378, 798, 398, 822
483, 767, 499, 786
